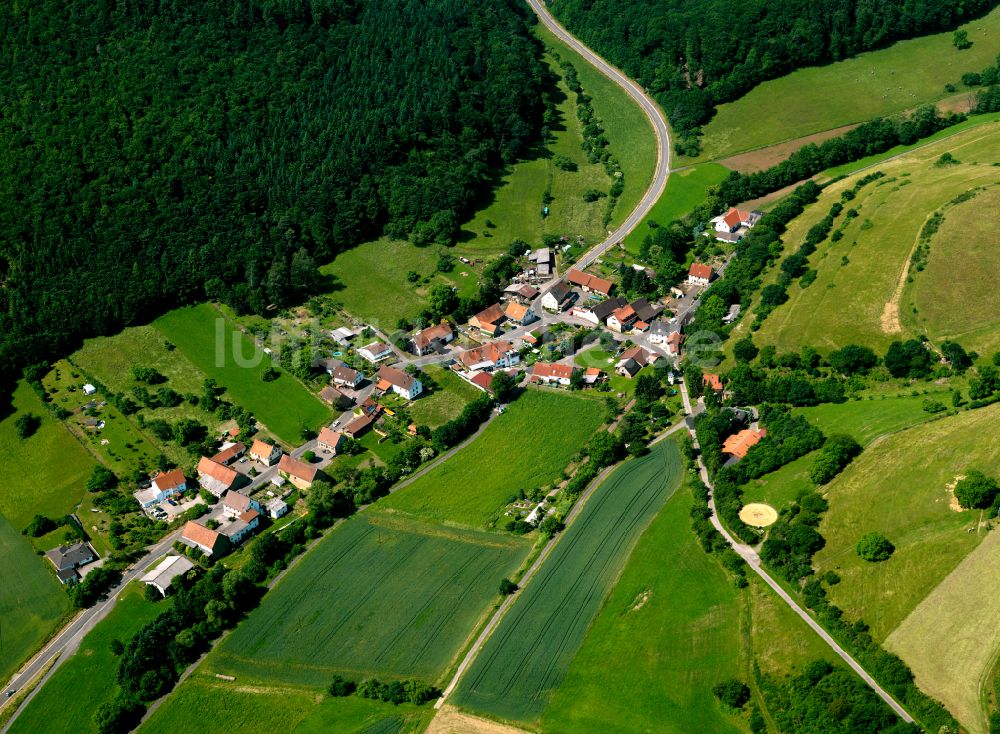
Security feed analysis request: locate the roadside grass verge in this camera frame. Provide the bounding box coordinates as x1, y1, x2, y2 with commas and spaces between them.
8, 583, 166, 734
540, 476, 743, 734
154, 304, 331, 444
452, 440, 683, 723
813, 403, 1000, 641
0, 513, 71, 685
906, 185, 1000, 355
886, 527, 1000, 734
140, 673, 432, 734
382, 390, 603, 527
622, 163, 730, 254
211, 512, 531, 686
748, 124, 1000, 354
693, 5, 1000, 161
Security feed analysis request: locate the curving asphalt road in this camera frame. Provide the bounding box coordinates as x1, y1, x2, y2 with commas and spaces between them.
525, 0, 671, 270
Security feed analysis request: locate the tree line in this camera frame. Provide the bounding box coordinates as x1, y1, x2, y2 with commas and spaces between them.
548, 0, 997, 154
0, 0, 547, 397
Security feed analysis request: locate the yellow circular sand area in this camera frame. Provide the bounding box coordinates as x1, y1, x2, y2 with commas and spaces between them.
739, 503, 778, 528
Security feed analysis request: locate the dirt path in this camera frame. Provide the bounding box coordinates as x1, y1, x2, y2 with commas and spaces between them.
882, 209, 935, 335
426, 706, 532, 734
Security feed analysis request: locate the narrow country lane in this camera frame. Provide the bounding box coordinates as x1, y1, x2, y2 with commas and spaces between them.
525, 0, 671, 271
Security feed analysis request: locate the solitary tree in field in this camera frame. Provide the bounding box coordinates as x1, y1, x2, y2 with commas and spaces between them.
953, 470, 999, 510
856, 532, 894, 562
712, 679, 751, 709
499, 578, 518, 596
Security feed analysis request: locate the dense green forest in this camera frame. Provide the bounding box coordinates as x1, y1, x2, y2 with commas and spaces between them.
0, 0, 546, 393
549, 0, 999, 153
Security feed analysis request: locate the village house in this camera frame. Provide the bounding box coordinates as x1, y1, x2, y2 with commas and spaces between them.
342, 412, 374, 439
712, 207, 762, 239
503, 283, 539, 303
45, 541, 97, 584
583, 367, 606, 386
197, 456, 245, 497
647, 321, 671, 345
317, 426, 347, 454
703, 373, 724, 394
319, 384, 353, 409
687, 263, 714, 287
616, 346, 658, 378
265, 497, 289, 519
570, 296, 628, 326
320, 359, 362, 389
566, 269, 614, 298
503, 301, 537, 327
134, 468, 187, 509
249, 439, 282, 467
330, 326, 356, 346
607, 304, 638, 333
665, 330, 684, 357
530, 362, 576, 387
140, 555, 195, 597
630, 298, 663, 324
528, 247, 553, 276
722, 428, 766, 461
211, 441, 246, 466
181, 521, 228, 557
220, 509, 261, 546
278, 455, 318, 489
467, 371, 495, 393
358, 341, 393, 363
468, 303, 506, 337
222, 490, 262, 519
541, 281, 574, 312
375, 365, 423, 400
410, 322, 454, 356
457, 341, 520, 372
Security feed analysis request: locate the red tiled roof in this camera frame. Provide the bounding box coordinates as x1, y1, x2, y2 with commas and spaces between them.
723, 208, 743, 228
689, 263, 713, 280
343, 413, 374, 437
278, 454, 318, 482
470, 372, 493, 391
703, 373, 724, 391
317, 427, 344, 448
458, 341, 514, 369
504, 302, 531, 322
531, 362, 575, 380
197, 457, 238, 487
722, 428, 765, 459
239, 509, 261, 524
470, 303, 505, 327
152, 468, 186, 491
412, 322, 453, 350
250, 439, 277, 458
566, 269, 615, 296
182, 521, 222, 551
612, 305, 636, 323
211, 442, 246, 465
223, 491, 253, 513
377, 365, 417, 390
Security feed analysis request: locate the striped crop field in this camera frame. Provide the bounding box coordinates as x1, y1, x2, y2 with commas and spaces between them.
211, 511, 531, 686
452, 439, 683, 722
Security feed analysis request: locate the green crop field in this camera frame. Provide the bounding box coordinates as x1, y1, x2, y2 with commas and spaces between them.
406, 366, 482, 429
154, 304, 331, 444
886, 527, 1000, 734
813, 403, 1000, 641
9, 583, 166, 734
141, 673, 430, 734
0, 381, 95, 527
622, 163, 730, 254
452, 440, 682, 723
540, 481, 744, 734
211, 512, 531, 686
0, 514, 70, 685
383, 390, 603, 527
906, 185, 1000, 355
749, 124, 1000, 354
694, 5, 1000, 161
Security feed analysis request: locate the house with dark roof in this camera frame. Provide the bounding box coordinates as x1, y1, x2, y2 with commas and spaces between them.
45, 541, 97, 584
504, 283, 539, 302
616, 346, 658, 378
319, 384, 352, 409
376, 365, 423, 400
630, 298, 663, 324
342, 412, 374, 439
358, 342, 393, 363
469, 304, 506, 336
541, 282, 574, 312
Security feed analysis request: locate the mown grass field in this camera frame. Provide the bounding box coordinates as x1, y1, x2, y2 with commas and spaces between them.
540, 480, 744, 734
906, 185, 1000, 355
0, 381, 95, 527
452, 440, 682, 723
886, 527, 1000, 734
154, 304, 331, 444
622, 163, 730, 254
9, 584, 166, 734
212, 512, 531, 686
141, 673, 431, 734
406, 366, 482, 429
0, 513, 70, 685
694, 5, 1000, 161
383, 390, 603, 527
813, 403, 1000, 641
750, 124, 1000, 354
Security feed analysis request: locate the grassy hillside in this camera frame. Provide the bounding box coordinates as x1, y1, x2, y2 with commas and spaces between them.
212, 512, 530, 686
905, 185, 1000, 355
813, 403, 1000, 640
383, 390, 603, 527
749, 123, 1000, 354
696, 5, 1000, 161
154, 304, 331, 444
9, 584, 165, 734
453, 441, 682, 723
